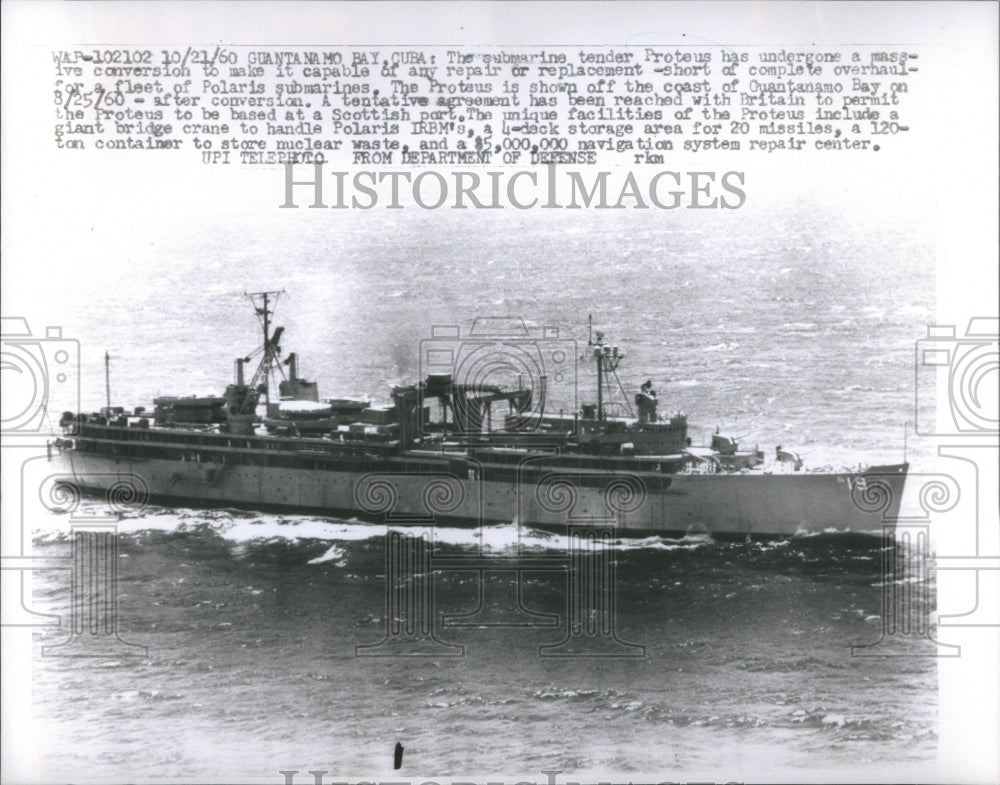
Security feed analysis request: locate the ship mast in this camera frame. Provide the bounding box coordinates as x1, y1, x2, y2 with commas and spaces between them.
584, 315, 631, 421
104, 351, 111, 412
245, 289, 286, 409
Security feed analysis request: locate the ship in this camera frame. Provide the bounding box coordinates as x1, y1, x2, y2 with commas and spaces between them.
51, 292, 908, 538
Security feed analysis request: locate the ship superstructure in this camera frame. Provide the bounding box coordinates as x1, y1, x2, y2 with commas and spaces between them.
53, 295, 908, 537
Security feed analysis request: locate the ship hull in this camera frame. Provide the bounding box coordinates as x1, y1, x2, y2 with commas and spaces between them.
52, 448, 908, 538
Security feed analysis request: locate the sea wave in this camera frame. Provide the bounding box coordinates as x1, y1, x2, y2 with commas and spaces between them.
31, 503, 719, 555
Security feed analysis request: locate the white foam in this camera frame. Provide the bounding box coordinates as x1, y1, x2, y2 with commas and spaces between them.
307, 545, 347, 565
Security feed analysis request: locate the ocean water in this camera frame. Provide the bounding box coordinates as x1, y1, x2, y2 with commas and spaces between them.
37, 199, 936, 470
30, 507, 938, 782
23, 196, 942, 781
